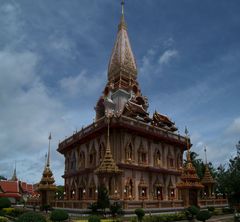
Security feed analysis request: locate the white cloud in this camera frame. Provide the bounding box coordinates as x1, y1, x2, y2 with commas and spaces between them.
0, 48, 69, 184
159, 49, 178, 65
59, 70, 105, 97
226, 117, 240, 134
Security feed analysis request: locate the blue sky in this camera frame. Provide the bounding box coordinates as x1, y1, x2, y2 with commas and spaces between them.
0, 0, 240, 185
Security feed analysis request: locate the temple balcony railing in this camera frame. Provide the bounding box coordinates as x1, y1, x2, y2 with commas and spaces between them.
58, 115, 187, 153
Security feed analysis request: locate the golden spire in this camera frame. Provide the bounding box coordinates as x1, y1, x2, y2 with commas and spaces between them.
204, 146, 207, 165
95, 117, 122, 174
108, 0, 137, 83
185, 126, 191, 162
38, 134, 56, 191
176, 127, 204, 190
121, 0, 124, 16
11, 161, 18, 181
47, 132, 51, 167
118, 0, 127, 30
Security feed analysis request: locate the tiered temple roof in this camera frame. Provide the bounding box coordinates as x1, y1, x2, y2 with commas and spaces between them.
38, 136, 56, 191
177, 137, 204, 190
201, 164, 215, 185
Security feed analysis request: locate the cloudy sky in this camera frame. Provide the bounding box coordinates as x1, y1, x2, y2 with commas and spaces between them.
0, 0, 240, 185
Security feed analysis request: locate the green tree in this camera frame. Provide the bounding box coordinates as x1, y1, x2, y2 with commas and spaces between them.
0, 176, 7, 181
55, 186, 64, 200
97, 186, 110, 214
0, 198, 11, 210
185, 151, 216, 180
216, 141, 240, 205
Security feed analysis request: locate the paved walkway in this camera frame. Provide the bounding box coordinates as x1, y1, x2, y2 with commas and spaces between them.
178, 214, 234, 222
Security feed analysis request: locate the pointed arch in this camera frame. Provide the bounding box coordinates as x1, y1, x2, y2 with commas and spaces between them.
138, 141, 147, 165
89, 144, 96, 166
125, 141, 134, 163
98, 142, 105, 163
78, 150, 85, 169
124, 177, 134, 200
154, 149, 162, 167
153, 176, 163, 200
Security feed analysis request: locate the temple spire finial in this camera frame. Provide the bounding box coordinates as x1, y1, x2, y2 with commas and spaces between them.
11, 160, 18, 181
185, 126, 191, 162
121, 0, 124, 16
204, 146, 208, 165
47, 132, 51, 167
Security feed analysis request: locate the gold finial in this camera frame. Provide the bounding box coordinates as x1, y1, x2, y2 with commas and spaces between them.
185, 126, 191, 161
204, 146, 207, 165
118, 0, 127, 30
121, 0, 124, 16
47, 132, 52, 167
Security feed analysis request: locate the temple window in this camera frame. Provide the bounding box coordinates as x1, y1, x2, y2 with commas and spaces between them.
124, 179, 134, 199
99, 143, 105, 162
139, 187, 147, 199
154, 150, 161, 167
168, 188, 175, 199
79, 151, 85, 169
138, 147, 147, 165
126, 143, 133, 162
89, 188, 93, 199
70, 153, 76, 171
155, 186, 163, 200
89, 146, 96, 166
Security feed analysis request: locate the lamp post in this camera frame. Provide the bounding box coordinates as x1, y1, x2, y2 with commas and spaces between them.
141, 189, 145, 208
114, 189, 118, 199
83, 189, 86, 200
72, 190, 75, 200
171, 191, 174, 208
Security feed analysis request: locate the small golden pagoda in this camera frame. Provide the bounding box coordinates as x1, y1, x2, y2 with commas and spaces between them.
95, 117, 122, 198
177, 128, 203, 207
38, 133, 57, 207
201, 148, 216, 198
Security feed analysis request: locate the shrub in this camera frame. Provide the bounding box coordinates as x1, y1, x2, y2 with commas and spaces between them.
9, 208, 27, 217
222, 207, 234, 214
135, 208, 145, 222
0, 198, 11, 210
185, 205, 200, 220
196, 210, 212, 222
88, 215, 101, 222
88, 202, 99, 215
110, 202, 123, 218
16, 212, 46, 222
0, 212, 4, 217
0, 216, 9, 222
50, 209, 69, 222
2, 208, 14, 215
208, 206, 215, 212
42, 204, 52, 213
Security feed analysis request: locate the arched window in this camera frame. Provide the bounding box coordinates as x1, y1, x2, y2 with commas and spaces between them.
138, 143, 147, 165
126, 143, 133, 162
78, 151, 85, 169
89, 145, 96, 166
124, 178, 134, 199
99, 143, 105, 162
154, 149, 161, 167
70, 152, 76, 171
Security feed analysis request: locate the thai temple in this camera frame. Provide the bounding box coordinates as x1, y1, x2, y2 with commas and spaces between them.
56, 1, 225, 209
